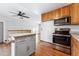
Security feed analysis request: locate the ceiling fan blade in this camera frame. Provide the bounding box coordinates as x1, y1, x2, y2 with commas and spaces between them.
9, 11, 17, 14
12, 15, 18, 17
23, 16, 30, 18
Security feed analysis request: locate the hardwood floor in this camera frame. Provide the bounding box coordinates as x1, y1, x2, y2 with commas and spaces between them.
32, 40, 70, 56
0, 40, 70, 56
0, 43, 11, 56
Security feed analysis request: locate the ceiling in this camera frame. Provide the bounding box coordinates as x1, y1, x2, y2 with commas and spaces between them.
0, 3, 70, 22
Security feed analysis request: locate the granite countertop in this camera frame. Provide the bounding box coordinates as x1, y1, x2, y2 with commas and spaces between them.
71, 32, 79, 42
5, 33, 36, 43
9, 33, 36, 37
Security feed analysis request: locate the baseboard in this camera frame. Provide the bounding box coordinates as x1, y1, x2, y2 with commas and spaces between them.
40, 40, 53, 44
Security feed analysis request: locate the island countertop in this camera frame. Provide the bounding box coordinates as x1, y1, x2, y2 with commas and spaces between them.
5, 33, 36, 43
9, 33, 36, 37
9, 33, 36, 56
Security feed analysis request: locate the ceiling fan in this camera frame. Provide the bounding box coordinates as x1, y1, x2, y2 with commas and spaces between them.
9, 11, 30, 19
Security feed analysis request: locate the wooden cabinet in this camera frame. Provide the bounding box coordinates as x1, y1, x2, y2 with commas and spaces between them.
42, 3, 79, 24
42, 13, 48, 22
54, 5, 70, 18
41, 8, 61, 21
70, 4, 79, 24
47, 12, 52, 20
55, 8, 61, 18
42, 12, 54, 22
51, 10, 56, 19
41, 5, 70, 22
71, 37, 79, 56
61, 6, 70, 17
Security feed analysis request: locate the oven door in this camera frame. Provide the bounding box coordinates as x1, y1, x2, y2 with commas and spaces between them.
53, 35, 70, 46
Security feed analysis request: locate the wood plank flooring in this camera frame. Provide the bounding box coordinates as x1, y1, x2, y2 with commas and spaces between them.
32, 40, 70, 56
0, 40, 70, 56
0, 43, 11, 56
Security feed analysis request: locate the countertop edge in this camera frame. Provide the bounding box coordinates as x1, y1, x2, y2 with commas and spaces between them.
71, 33, 79, 42
9, 33, 36, 37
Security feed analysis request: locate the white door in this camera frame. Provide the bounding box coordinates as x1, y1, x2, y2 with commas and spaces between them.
0, 22, 3, 43
40, 21, 54, 43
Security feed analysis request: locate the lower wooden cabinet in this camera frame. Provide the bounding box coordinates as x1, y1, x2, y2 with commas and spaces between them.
71, 37, 79, 56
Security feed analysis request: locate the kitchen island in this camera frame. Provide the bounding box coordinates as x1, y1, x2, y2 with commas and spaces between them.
9, 33, 36, 56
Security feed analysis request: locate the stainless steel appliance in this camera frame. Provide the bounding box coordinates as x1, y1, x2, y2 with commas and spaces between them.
54, 16, 71, 26
53, 28, 71, 54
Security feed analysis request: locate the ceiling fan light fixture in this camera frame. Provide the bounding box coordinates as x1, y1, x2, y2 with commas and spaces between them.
9, 10, 30, 19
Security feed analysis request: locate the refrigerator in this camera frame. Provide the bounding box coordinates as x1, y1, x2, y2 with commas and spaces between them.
40, 20, 54, 43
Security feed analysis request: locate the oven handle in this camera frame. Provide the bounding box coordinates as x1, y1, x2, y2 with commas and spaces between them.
53, 34, 71, 37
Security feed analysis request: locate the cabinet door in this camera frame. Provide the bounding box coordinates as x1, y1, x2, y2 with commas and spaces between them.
47, 12, 52, 21
55, 8, 61, 18
15, 36, 36, 56
71, 38, 76, 56
51, 10, 56, 19
61, 6, 70, 17
42, 13, 48, 22
26, 36, 36, 55
71, 37, 79, 56
15, 40, 29, 56
70, 4, 79, 24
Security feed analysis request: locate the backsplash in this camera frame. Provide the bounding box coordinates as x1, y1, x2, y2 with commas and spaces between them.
55, 25, 79, 33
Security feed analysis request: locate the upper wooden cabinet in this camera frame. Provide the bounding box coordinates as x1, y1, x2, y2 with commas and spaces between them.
41, 5, 70, 22
55, 8, 61, 19
47, 12, 53, 20
42, 12, 52, 22
61, 6, 70, 17
54, 5, 70, 18
42, 13, 48, 22
70, 4, 79, 24
41, 3, 79, 25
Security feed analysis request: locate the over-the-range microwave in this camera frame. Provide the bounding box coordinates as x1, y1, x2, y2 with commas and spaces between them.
54, 16, 71, 26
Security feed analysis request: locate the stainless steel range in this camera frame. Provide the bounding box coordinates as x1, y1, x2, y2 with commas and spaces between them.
53, 28, 71, 54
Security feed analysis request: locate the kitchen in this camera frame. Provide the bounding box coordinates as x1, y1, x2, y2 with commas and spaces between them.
0, 3, 79, 56
41, 3, 79, 56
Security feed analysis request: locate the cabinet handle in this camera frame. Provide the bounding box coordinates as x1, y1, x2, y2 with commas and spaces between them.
26, 46, 30, 51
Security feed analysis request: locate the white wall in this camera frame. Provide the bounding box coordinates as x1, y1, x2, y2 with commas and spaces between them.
0, 15, 41, 41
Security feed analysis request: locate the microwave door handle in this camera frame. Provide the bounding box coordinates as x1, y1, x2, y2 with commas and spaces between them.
65, 18, 67, 22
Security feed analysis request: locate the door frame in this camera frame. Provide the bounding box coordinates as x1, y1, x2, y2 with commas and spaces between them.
0, 20, 5, 42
